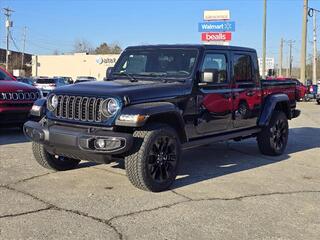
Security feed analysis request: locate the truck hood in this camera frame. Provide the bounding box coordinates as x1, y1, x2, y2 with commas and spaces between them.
53, 79, 190, 103
0, 80, 37, 92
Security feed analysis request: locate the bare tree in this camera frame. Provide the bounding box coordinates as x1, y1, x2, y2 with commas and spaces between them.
73, 39, 94, 53
53, 49, 59, 55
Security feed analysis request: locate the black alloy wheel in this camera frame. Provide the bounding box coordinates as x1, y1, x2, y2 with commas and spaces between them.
147, 135, 178, 183
270, 118, 288, 152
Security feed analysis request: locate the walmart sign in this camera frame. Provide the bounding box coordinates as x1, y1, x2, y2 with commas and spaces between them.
198, 21, 235, 32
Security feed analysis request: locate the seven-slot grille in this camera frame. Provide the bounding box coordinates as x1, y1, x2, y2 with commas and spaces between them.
0, 92, 40, 101
54, 95, 104, 122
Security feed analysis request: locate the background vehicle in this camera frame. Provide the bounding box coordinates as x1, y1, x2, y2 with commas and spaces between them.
267, 77, 307, 101
24, 45, 300, 192
16, 77, 35, 86
0, 67, 41, 126
305, 84, 318, 101
34, 77, 68, 96
54, 76, 73, 84
74, 76, 97, 84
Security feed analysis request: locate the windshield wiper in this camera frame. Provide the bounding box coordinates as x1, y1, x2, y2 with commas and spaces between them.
112, 72, 138, 82
136, 72, 169, 82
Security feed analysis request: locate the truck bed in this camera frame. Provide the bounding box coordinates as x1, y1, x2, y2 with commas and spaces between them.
261, 79, 297, 102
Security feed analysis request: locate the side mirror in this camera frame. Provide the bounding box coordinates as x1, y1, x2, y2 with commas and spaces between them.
200, 69, 218, 84
105, 67, 114, 80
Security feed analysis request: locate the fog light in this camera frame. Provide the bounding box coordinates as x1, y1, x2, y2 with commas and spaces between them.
95, 139, 106, 149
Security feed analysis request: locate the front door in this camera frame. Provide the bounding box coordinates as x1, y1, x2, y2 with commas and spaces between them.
196, 52, 233, 136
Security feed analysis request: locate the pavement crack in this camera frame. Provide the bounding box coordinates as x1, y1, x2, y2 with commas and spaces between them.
170, 190, 193, 200
1, 185, 123, 240
50, 207, 124, 240
0, 172, 54, 189
203, 190, 320, 202
107, 199, 191, 223
10, 172, 53, 186
108, 190, 320, 222
0, 206, 52, 219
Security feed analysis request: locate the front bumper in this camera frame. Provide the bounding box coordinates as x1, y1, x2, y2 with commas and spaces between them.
23, 121, 133, 162
0, 109, 31, 124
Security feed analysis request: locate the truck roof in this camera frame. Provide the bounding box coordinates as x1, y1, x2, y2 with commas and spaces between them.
125, 44, 256, 53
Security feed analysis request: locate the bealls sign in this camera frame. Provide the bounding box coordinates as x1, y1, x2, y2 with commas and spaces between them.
201, 32, 232, 41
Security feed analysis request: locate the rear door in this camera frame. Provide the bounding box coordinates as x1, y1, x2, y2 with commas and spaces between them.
195, 51, 233, 135
231, 52, 262, 129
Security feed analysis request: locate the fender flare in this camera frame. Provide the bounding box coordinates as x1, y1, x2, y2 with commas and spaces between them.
258, 93, 291, 127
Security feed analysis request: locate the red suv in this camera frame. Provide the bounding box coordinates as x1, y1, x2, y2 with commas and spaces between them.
0, 67, 41, 126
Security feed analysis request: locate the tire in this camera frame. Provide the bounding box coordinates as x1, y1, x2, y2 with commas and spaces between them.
125, 124, 181, 192
257, 111, 289, 156
317, 100, 320, 105
32, 142, 80, 171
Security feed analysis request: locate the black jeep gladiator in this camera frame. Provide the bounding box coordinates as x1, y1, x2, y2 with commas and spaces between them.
24, 45, 300, 192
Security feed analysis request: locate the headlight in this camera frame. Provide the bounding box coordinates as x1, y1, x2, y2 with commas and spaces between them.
101, 98, 120, 117
47, 94, 59, 111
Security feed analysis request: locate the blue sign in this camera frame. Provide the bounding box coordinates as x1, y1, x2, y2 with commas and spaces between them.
198, 21, 235, 32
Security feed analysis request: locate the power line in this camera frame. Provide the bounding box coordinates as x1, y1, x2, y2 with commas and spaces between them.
9, 31, 20, 51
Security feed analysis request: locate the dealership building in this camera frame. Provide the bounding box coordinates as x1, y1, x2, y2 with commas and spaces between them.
32, 53, 120, 80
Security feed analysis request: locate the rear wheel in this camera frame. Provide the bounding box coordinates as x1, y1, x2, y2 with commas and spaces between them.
317, 99, 320, 105
257, 111, 288, 156
32, 142, 80, 171
125, 124, 180, 192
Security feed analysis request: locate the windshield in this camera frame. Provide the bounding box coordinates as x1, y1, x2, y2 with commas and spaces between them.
36, 79, 55, 84
0, 70, 13, 80
112, 48, 198, 79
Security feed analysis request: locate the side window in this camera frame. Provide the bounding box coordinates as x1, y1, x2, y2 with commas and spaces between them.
233, 54, 253, 82
201, 54, 227, 84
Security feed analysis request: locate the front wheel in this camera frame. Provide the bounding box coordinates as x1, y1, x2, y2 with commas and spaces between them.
125, 124, 180, 192
32, 142, 80, 171
257, 111, 289, 156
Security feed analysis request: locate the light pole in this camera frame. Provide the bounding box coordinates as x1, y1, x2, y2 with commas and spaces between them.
262, 0, 267, 79
300, 0, 308, 84
308, 8, 319, 84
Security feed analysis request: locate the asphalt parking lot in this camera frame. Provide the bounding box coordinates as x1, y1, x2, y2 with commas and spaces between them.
0, 102, 319, 240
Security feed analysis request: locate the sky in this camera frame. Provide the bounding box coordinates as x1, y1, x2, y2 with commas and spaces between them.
0, 0, 319, 67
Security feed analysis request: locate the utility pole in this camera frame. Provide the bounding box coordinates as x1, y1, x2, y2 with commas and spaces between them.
300, 0, 308, 84
21, 26, 27, 69
3, 7, 14, 71
279, 38, 283, 76
262, 0, 267, 79
308, 8, 319, 84
288, 40, 294, 78
312, 9, 317, 84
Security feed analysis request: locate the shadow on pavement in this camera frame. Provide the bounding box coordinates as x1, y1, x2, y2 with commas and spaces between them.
110, 127, 320, 190
172, 127, 320, 189
0, 127, 29, 146
2, 125, 319, 190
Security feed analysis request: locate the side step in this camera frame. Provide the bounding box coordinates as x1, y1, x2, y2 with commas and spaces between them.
182, 127, 261, 150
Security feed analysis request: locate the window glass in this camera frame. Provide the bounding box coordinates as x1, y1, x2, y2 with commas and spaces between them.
0, 70, 13, 80
233, 54, 253, 82
201, 54, 227, 84
36, 79, 55, 84
113, 49, 198, 79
